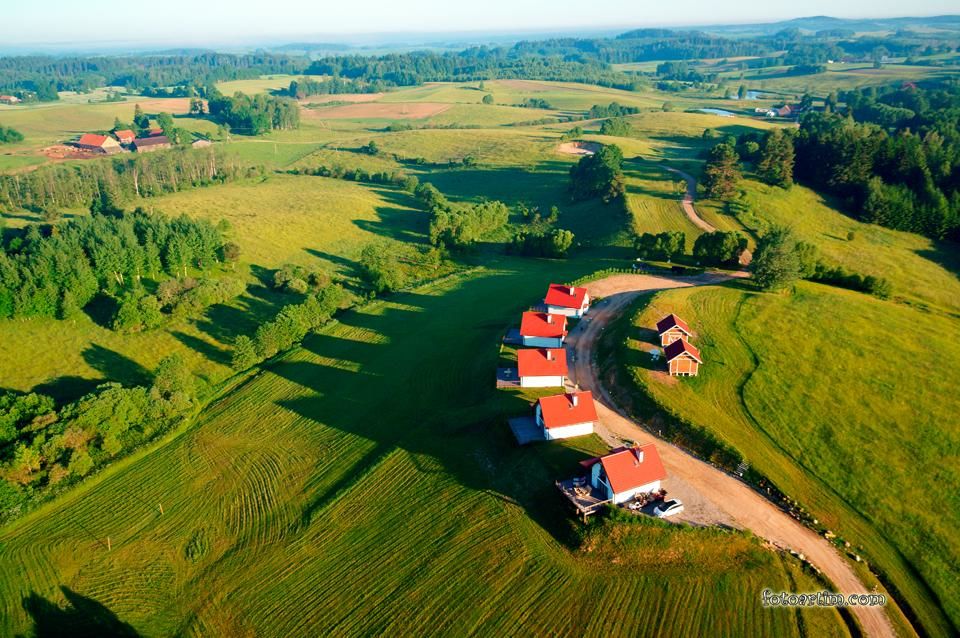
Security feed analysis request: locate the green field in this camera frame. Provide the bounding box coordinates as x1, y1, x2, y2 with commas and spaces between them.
0, 261, 848, 637
608, 281, 960, 636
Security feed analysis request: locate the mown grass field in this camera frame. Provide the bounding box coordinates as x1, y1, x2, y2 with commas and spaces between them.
610, 279, 960, 636
0, 262, 849, 638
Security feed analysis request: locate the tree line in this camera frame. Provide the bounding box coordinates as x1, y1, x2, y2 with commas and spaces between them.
206, 88, 300, 135
0, 146, 255, 211
0, 208, 238, 328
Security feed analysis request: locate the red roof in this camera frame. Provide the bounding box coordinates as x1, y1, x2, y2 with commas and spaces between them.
517, 348, 567, 378
582, 444, 667, 493
148, 128, 164, 136
115, 129, 135, 141
544, 283, 588, 309
664, 338, 702, 363
656, 313, 691, 336
520, 311, 567, 339
77, 133, 110, 147
538, 391, 598, 429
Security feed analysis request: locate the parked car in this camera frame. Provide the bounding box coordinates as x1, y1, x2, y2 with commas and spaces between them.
654, 499, 684, 518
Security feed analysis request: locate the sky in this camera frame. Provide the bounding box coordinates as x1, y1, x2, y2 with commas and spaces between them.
1, 0, 957, 48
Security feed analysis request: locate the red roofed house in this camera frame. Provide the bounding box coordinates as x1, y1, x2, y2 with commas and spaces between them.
664, 338, 702, 376
519, 311, 568, 348
517, 348, 567, 388
114, 129, 135, 145
656, 313, 691, 346
76, 133, 121, 154
581, 443, 667, 504
544, 283, 590, 318
535, 391, 598, 440
0, 95, 20, 105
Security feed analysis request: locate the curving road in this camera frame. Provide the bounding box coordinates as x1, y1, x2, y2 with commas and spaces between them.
662, 165, 717, 233
564, 273, 897, 638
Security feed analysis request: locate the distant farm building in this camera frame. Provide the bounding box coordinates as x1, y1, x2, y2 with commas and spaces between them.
656, 314, 691, 346
191, 138, 212, 148
75, 133, 121, 154
114, 129, 135, 145
134, 135, 171, 153
581, 443, 667, 504
517, 348, 567, 388
535, 391, 598, 440
544, 283, 590, 318
519, 311, 568, 348
664, 339, 702, 376
0, 95, 20, 105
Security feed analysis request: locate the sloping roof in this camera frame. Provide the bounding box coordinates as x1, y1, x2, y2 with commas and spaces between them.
77, 133, 110, 147
517, 348, 567, 378
664, 338, 702, 363
544, 283, 588, 309
582, 444, 667, 493
656, 313, 691, 336
114, 129, 135, 141
538, 391, 598, 429
520, 311, 567, 339
134, 135, 171, 148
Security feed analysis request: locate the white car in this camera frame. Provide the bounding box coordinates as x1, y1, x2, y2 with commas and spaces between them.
654, 499, 684, 518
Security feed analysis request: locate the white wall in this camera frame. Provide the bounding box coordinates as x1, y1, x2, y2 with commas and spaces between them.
543, 421, 594, 440
520, 375, 565, 388
612, 480, 661, 505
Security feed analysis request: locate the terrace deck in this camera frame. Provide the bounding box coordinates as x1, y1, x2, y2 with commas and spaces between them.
507, 416, 544, 445
496, 367, 520, 388
556, 478, 610, 519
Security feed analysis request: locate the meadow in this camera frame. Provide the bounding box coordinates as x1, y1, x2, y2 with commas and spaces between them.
0, 260, 849, 638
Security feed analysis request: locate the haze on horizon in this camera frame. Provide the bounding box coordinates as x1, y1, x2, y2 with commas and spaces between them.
2, 0, 958, 49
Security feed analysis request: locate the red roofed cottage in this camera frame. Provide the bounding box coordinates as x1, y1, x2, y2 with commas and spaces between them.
519, 311, 568, 348
517, 348, 567, 388
581, 443, 667, 504
76, 133, 121, 154
544, 283, 590, 317
656, 313, 691, 346
114, 129, 135, 145
535, 391, 598, 440
664, 338, 702, 376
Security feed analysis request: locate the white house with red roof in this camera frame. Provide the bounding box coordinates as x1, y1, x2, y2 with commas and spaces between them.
581, 443, 667, 504
113, 129, 136, 145
656, 313, 692, 346
535, 391, 598, 440
517, 348, 567, 388
544, 283, 590, 318
519, 311, 568, 348
76, 133, 121, 154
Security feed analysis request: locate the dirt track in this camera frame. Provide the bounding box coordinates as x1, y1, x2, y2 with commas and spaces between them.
564, 273, 896, 638
662, 166, 717, 232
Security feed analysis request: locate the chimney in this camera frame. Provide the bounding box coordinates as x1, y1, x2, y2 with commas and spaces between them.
634, 447, 644, 465
569, 286, 576, 296
546, 350, 552, 361
547, 314, 553, 324
571, 394, 579, 407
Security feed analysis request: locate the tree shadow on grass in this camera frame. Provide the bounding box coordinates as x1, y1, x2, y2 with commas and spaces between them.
82, 344, 152, 387
20, 586, 139, 638
30, 376, 102, 404
269, 265, 603, 549
82, 294, 119, 330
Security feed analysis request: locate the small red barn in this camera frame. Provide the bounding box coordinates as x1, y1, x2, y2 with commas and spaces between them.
114, 129, 135, 145
76, 133, 121, 154
664, 339, 702, 376
656, 313, 692, 346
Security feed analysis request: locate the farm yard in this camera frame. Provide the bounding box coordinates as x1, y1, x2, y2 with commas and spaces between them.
1, 36, 959, 638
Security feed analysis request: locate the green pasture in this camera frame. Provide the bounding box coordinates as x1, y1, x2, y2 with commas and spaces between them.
0, 261, 848, 638
607, 281, 960, 636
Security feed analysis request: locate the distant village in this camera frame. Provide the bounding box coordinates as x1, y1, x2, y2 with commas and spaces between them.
73, 129, 211, 156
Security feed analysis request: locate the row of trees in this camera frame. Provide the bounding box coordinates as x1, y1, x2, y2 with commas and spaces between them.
0, 209, 233, 323
0, 146, 254, 211
414, 183, 510, 249
283, 77, 383, 99
358, 241, 450, 294
0, 355, 196, 521
507, 228, 575, 257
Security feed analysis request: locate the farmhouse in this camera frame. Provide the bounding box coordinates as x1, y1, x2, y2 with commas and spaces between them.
191, 138, 213, 148
544, 283, 590, 317
656, 313, 692, 346
517, 348, 567, 388
664, 338, 702, 376
535, 391, 598, 440
520, 311, 568, 348
75, 133, 121, 154
114, 129, 135, 145
582, 443, 667, 505
133, 135, 171, 153
0, 95, 20, 105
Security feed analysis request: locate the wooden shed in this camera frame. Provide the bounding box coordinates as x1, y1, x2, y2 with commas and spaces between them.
664, 339, 702, 376
656, 313, 692, 347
